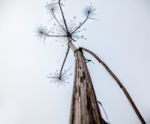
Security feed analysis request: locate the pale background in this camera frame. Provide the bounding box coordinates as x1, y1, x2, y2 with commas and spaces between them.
0, 0, 150, 124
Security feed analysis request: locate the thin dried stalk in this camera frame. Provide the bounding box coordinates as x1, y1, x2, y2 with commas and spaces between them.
80, 47, 146, 124
59, 46, 70, 77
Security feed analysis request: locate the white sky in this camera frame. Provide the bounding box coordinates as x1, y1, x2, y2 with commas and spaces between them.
0, 0, 150, 124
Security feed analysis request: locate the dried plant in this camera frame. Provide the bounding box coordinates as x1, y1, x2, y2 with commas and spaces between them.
36, 0, 95, 86
36, 0, 146, 123
47, 67, 72, 86
36, 25, 49, 39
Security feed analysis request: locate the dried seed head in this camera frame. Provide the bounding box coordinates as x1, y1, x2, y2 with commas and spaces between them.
36, 25, 49, 39
83, 5, 96, 19
46, 3, 58, 15
47, 69, 72, 86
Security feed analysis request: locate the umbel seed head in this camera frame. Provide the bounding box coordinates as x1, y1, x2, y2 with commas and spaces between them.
83, 5, 96, 19
36, 25, 48, 39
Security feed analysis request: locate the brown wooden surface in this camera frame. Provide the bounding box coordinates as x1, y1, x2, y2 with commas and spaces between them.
69, 49, 104, 124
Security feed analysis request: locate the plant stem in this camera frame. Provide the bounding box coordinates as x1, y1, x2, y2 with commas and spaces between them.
80, 47, 146, 124
59, 47, 70, 78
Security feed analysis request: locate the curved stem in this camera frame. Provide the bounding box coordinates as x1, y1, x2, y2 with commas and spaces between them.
80, 47, 146, 124
97, 101, 110, 124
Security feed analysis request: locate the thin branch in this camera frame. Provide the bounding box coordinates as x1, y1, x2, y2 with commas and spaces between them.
58, 0, 69, 33
71, 16, 89, 34
36, 26, 67, 38
80, 47, 146, 124
45, 2, 65, 31
59, 46, 70, 78
61, 66, 71, 77
45, 33, 67, 37
52, 12, 66, 32
45, 2, 59, 7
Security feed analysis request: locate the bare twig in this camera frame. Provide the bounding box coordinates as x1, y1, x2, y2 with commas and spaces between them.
46, 33, 67, 37
59, 46, 70, 78
58, 0, 69, 33
53, 13, 66, 32
36, 25, 67, 38
71, 16, 89, 34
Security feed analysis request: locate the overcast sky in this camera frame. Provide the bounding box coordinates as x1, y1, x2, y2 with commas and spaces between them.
0, 0, 150, 124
